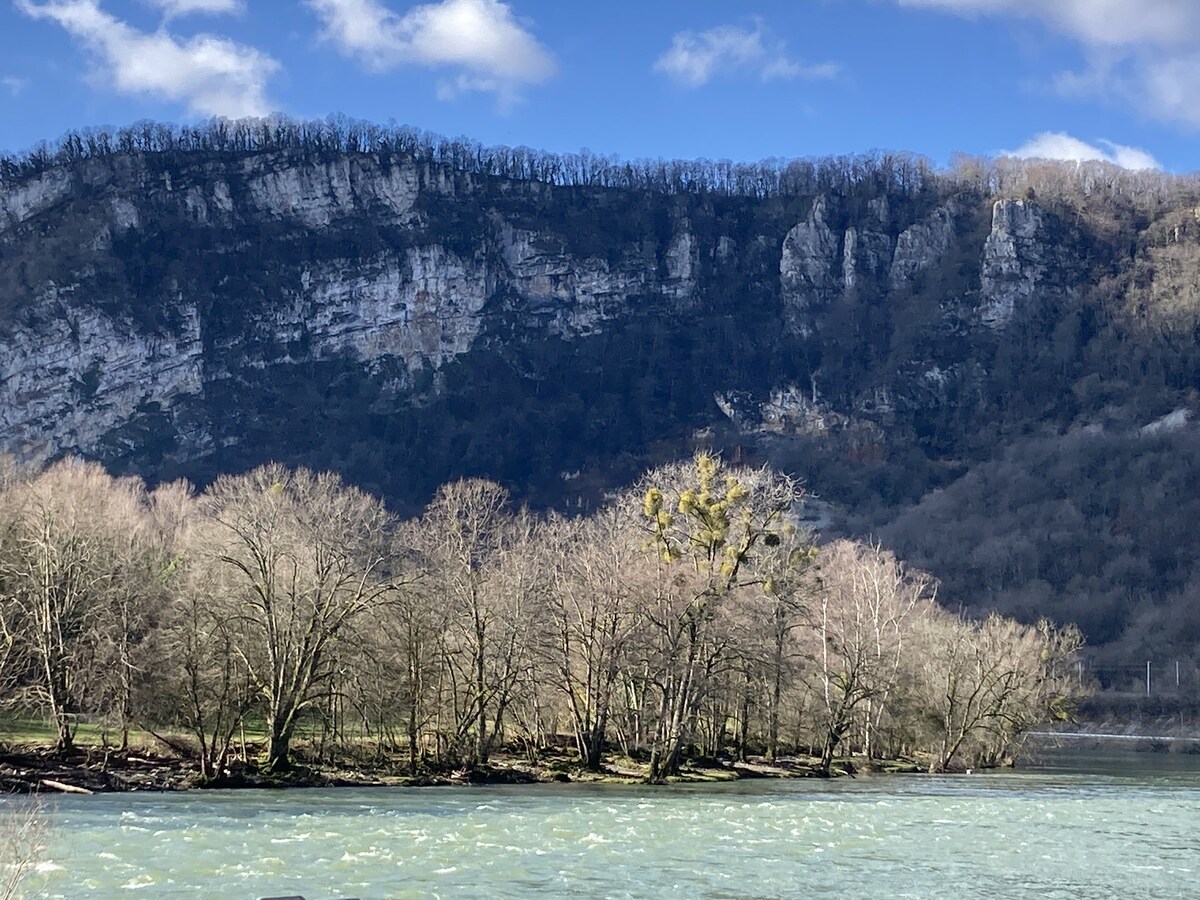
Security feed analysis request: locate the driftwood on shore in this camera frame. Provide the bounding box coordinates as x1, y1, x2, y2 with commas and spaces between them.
0, 747, 201, 794
40, 778, 93, 794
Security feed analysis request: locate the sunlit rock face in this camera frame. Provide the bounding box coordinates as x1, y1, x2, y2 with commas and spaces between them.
0, 152, 723, 471
0, 295, 205, 463
978, 199, 1047, 328
0, 145, 1085, 501
780, 196, 840, 334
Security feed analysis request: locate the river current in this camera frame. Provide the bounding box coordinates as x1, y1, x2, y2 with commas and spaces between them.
10, 748, 1200, 899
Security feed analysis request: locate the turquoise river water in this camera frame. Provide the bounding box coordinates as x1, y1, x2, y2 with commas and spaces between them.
7, 748, 1200, 898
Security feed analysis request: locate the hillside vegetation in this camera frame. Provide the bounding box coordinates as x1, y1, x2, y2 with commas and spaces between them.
2, 117, 1199, 666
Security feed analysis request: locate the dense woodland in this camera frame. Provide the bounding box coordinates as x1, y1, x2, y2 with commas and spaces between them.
0, 454, 1081, 779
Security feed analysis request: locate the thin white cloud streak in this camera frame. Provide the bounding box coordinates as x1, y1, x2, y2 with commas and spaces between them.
895, 0, 1200, 127
1003, 132, 1161, 170
145, 0, 243, 18
309, 0, 556, 104
897, 0, 1200, 48
2, 76, 30, 97
16, 0, 278, 117
654, 23, 838, 88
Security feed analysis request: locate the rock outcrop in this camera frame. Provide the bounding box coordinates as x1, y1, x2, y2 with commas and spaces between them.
977, 199, 1046, 327
889, 201, 960, 292
0, 293, 204, 463
0, 154, 718, 469
842, 225, 894, 291
780, 196, 839, 333
716, 386, 887, 463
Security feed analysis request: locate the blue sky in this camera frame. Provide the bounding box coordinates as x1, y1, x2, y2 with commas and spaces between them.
0, 0, 1195, 172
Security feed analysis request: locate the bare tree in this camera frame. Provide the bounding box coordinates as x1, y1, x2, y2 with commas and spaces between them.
0, 458, 31, 706
752, 526, 818, 761
485, 511, 550, 758
0, 797, 49, 900
357, 523, 445, 771
91, 477, 175, 749
807, 540, 932, 774
134, 479, 252, 777
418, 479, 532, 766
0, 461, 152, 750
635, 453, 801, 781
160, 543, 255, 780
542, 508, 645, 770
199, 464, 406, 772
919, 613, 1084, 772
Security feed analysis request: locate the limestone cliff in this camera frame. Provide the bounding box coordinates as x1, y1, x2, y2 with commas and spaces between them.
978, 199, 1048, 327
0, 139, 1185, 517
0, 152, 709, 474
779, 195, 839, 334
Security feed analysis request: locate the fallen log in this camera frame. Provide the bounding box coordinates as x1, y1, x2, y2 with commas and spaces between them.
41, 778, 94, 795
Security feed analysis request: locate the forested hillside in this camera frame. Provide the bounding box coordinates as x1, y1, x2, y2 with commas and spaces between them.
2, 117, 1199, 663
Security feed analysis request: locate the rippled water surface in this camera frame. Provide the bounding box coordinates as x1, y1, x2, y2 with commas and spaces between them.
12, 749, 1200, 898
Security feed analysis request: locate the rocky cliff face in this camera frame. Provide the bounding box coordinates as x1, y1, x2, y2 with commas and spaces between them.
0, 145, 1178, 515
0, 152, 717, 474
978, 199, 1050, 327
0, 298, 204, 462
888, 200, 961, 292
779, 196, 840, 333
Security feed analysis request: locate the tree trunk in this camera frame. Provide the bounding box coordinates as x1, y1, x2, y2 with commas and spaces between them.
584, 717, 606, 772
473, 613, 488, 765
407, 705, 420, 774
266, 711, 295, 772
45, 661, 73, 753
54, 714, 73, 754
768, 634, 784, 762
648, 658, 696, 782
738, 681, 751, 762
820, 716, 851, 775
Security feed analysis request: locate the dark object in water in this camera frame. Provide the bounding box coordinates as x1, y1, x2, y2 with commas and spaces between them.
260, 896, 361, 900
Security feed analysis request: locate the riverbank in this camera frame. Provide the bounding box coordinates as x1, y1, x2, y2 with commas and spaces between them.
0, 744, 926, 794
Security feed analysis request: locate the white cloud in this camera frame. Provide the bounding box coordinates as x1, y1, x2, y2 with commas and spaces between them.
1108, 52, 1200, 129
309, 0, 555, 104
654, 23, 838, 88
895, 0, 1200, 128
145, 0, 242, 18
1003, 132, 1161, 170
2, 76, 30, 97
897, 0, 1200, 48
17, 0, 278, 117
